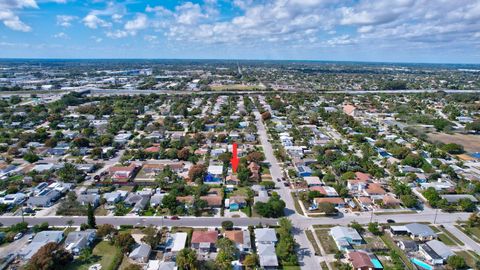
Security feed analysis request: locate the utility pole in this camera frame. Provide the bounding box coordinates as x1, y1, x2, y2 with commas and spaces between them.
21, 203, 25, 223
433, 208, 439, 224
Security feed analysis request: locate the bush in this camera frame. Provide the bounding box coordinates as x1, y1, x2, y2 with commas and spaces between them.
221, 221, 234, 230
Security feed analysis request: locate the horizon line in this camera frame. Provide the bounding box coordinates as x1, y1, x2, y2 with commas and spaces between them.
0, 57, 479, 66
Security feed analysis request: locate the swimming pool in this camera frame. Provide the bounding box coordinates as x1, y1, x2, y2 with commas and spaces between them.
470, 152, 480, 159
411, 258, 433, 270
371, 258, 383, 269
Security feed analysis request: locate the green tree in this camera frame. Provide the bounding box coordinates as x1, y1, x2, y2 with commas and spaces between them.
23, 151, 40, 163
243, 254, 258, 270
176, 248, 198, 270
24, 242, 73, 270
114, 233, 135, 253
317, 202, 337, 215
141, 226, 162, 248
221, 221, 234, 231
423, 187, 441, 207
349, 221, 365, 233
367, 222, 381, 235
215, 238, 238, 270
87, 203, 96, 228
254, 194, 286, 218
446, 255, 466, 269
441, 143, 464, 154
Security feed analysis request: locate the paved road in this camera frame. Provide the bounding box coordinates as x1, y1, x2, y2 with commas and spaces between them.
254, 108, 319, 269
1, 88, 480, 97
0, 232, 32, 258
444, 224, 480, 253
0, 216, 278, 227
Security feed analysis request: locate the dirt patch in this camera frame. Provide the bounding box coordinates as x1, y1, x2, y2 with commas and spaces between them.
427, 132, 480, 153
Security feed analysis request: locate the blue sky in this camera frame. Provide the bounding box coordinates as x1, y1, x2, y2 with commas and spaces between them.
0, 0, 480, 63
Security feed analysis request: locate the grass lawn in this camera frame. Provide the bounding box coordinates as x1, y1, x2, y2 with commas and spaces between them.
94, 205, 108, 216
315, 230, 338, 254
379, 234, 415, 270
455, 251, 480, 268
320, 261, 328, 270
283, 266, 301, 270
438, 227, 463, 245
374, 210, 416, 215
291, 192, 305, 216
457, 225, 480, 242
210, 84, 265, 91
437, 233, 456, 246
66, 241, 122, 270
305, 230, 321, 256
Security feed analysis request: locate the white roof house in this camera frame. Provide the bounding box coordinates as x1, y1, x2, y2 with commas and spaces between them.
208, 165, 223, 176
165, 232, 188, 254
254, 228, 277, 245
304, 176, 322, 186
19, 231, 64, 259
257, 243, 278, 268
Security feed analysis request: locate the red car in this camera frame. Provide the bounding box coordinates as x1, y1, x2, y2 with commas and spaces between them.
170, 216, 180, 220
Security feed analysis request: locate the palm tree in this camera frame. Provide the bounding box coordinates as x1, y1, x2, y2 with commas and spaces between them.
66, 219, 74, 228
176, 248, 198, 270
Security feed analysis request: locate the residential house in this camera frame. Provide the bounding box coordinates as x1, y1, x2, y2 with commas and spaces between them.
129, 243, 152, 263
19, 231, 64, 260
164, 232, 188, 255
224, 230, 252, 253
64, 229, 96, 255
205, 165, 223, 184
200, 195, 223, 208
109, 163, 138, 182
347, 251, 382, 270
191, 231, 218, 253
225, 175, 240, 186
390, 223, 437, 241
254, 228, 277, 245
343, 104, 357, 117
248, 162, 261, 181
330, 226, 363, 251
228, 196, 246, 211
77, 194, 100, 207
26, 189, 62, 207
419, 240, 453, 265
1, 193, 26, 205
382, 195, 401, 208
304, 176, 322, 187
397, 240, 418, 252
313, 197, 346, 208
310, 186, 339, 197
257, 243, 278, 269
254, 228, 278, 269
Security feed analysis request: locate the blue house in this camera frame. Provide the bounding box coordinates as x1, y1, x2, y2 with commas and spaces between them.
297, 166, 312, 177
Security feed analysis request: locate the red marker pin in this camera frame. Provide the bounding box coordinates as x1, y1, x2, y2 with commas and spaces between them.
231, 143, 239, 173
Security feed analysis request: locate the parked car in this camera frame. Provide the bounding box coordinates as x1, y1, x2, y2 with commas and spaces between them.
27, 235, 34, 243
170, 216, 180, 220
386, 219, 396, 224
14, 232, 23, 241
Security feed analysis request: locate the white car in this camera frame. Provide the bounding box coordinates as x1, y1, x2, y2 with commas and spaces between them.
13, 232, 23, 241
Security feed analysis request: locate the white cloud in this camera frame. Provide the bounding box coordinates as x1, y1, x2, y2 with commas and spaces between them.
53, 32, 68, 39
56, 15, 77, 27
106, 30, 129, 38
0, 0, 38, 32
83, 14, 111, 29
125, 13, 148, 31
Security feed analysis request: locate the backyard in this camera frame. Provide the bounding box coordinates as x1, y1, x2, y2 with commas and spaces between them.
66, 241, 122, 270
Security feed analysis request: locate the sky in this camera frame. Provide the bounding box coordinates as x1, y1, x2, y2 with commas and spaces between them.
0, 0, 480, 63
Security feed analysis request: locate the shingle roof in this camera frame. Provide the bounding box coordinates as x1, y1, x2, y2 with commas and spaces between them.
191, 231, 218, 244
